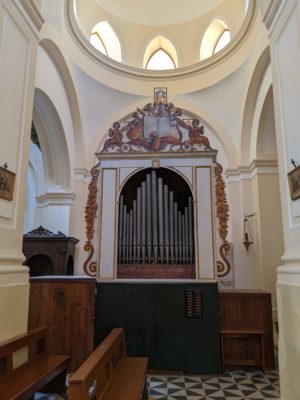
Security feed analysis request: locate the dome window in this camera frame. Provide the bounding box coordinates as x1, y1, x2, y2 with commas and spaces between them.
143, 35, 178, 70
213, 30, 231, 54
147, 49, 175, 70
90, 21, 121, 62
200, 19, 231, 61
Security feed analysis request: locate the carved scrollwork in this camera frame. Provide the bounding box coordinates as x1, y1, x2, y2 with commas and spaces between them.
214, 162, 231, 278
217, 243, 231, 277
214, 162, 229, 243
83, 242, 97, 277
101, 102, 214, 153
83, 164, 100, 277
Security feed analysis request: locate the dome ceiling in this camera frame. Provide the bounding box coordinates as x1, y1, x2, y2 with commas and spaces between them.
94, 0, 225, 26
71, 0, 256, 79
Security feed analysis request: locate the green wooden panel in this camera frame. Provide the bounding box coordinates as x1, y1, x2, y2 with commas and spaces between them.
94, 282, 221, 374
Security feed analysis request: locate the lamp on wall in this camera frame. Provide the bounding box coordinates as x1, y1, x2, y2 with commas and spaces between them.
243, 213, 255, 250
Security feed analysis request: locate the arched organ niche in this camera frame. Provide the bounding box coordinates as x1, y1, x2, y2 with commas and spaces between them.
118, 168, 195, 277
83, 99, 232, 285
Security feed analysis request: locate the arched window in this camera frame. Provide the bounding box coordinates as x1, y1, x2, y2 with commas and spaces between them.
90, 21, 121, 62
143, 35, 178, 69
213, 30, 231, 54
200, 19, 231, 61
245, 0, 250, 15
147, 49, 175, 70
90, 32, 107, 56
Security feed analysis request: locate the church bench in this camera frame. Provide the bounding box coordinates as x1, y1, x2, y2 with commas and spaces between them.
0, 326, 69, 400
68, 328, 149, 400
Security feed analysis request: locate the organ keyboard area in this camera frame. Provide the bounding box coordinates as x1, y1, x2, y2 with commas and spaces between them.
118, 169, 195, 265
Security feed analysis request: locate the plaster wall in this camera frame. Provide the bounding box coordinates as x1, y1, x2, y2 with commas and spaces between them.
226, 167, 283, 314
0, 0, 39, 342
261, 1, 300, 398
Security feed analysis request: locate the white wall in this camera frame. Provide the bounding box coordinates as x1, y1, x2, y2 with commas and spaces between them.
0, 0, 40, 342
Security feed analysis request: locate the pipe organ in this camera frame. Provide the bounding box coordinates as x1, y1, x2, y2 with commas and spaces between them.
86, 100, 232, 282
118, 169, 195, 265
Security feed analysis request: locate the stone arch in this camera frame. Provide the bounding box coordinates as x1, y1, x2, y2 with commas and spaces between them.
255, 86, 277, 159
39, 38, 85, 167
33, 88, 71, 191
240, 46, 271, 164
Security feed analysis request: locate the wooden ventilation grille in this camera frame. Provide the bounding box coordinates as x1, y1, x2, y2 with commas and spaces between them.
185, 289, 202, 318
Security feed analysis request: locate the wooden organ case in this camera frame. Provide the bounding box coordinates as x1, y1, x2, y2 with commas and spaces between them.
83, 100, 234, 373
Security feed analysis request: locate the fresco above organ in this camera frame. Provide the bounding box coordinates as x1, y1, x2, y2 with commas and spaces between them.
83, 97, 233, 287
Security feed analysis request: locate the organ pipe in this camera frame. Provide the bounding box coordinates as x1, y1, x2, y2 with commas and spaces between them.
137, 187, 141, 263
169, 191, 174, 263
118, 195, 123, 262
141, 181, 146, 264
174, 202, 178, 262
118, 170, 195, 265
158, 177, 164, 263
151, 170, 158, 263
164, 185, 169, 263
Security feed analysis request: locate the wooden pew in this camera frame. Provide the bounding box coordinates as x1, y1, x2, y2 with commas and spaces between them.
68, 328, 149, 400
0, 326, 69, 400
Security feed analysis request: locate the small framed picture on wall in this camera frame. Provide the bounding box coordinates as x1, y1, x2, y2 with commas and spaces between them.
288, 165, 300, 201
0, 166, 15, 201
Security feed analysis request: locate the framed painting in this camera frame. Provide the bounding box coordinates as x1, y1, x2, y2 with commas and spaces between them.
0, 166, 15, 201
288, 165, 300, 201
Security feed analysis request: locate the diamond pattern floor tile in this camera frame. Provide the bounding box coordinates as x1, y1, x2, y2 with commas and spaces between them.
148, 368, 280, 400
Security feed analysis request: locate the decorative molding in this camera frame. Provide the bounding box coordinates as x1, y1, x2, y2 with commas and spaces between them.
65, 0, 257, 80
226, 159, 278, 181
217, 243, 232, 277
0, 250, 26, 265
99, 102, 213, 154
277, 265, 300, 286
260, 0, 285, 31
0, 268, 29, 286
24, 225, 66, 237
214, 162, 232, 278
83, 164, 100, 277
97, 150, 218, 162
18, 0, 44, 31
74, 167, 91, 182
36, 192, 76, 206
215, 162, 230, 244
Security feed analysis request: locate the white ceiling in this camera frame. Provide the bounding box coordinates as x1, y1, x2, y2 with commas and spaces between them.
94, 0, 225, 26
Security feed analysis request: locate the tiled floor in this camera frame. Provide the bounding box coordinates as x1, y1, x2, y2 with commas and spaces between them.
147, 370, 280, 400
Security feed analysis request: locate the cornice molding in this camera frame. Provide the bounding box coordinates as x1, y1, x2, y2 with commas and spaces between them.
96, 150, 218, 162
277, 265, 300, 286
65, 0, 257, 81
36, 192, 76, 206
18, 0, 44, 32
226, 158, 278, 181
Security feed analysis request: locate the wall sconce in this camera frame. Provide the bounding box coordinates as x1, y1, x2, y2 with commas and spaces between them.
243, 213, 255, 251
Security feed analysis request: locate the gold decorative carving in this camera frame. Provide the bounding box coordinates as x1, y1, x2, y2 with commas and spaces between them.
102, 102, 213, 153
83, 164, 100, 277
214, 162, 231, 277
217, 243, 231, 277
214, 162, 229, 243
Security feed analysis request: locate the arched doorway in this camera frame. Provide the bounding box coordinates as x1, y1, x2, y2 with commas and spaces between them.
27, 254, 54, 277
117, 168, 195, 279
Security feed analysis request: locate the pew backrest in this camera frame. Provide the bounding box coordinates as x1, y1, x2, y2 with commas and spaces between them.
68, 328, 127, 400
